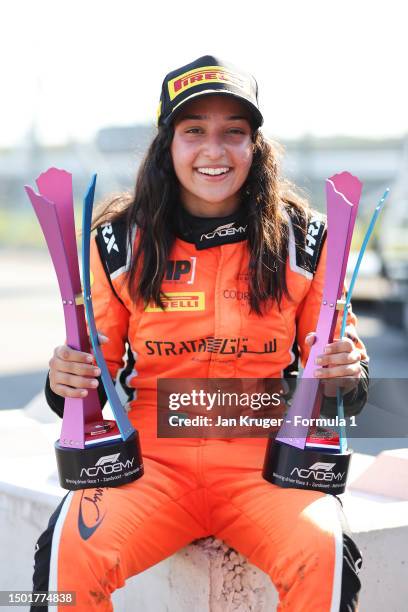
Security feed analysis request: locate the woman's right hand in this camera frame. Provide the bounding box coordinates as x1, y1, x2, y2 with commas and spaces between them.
48, 333, 109, 398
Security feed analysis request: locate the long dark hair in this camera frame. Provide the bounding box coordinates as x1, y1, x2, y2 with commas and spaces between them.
91, 125, 311, 315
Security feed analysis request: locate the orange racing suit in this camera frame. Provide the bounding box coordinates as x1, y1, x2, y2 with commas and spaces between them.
34, 205, 368, 611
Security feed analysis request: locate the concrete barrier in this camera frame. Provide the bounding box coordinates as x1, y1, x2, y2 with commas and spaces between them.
349, 449, 408, 500
1, 397, 407, 611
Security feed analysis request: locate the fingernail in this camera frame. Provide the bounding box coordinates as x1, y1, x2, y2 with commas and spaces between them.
315, 358, 322, 365
81, 390, 87, 397
314, 370, 323, 377
94, 368, 101, 375
91, 380, 99, 387
86, 355, 93, 363
324, 347, 331, 354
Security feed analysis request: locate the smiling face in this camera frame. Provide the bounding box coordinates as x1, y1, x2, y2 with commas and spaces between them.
170, 95, 254, 217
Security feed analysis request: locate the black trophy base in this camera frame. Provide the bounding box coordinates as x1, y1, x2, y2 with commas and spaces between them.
263, 439, 351, 495
55, 431, 144, 490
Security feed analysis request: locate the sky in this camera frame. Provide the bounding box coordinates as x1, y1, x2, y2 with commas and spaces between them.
2, 0, 407, 147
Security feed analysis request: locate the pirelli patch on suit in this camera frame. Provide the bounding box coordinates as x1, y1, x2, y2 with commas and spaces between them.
145, 292, 205, 312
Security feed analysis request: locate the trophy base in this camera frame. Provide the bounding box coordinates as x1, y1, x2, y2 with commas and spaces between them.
55, 431, 144, 490
263, 439, 351, 495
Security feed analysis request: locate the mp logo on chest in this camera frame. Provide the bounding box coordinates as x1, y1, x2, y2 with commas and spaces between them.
166, 258, 197, 284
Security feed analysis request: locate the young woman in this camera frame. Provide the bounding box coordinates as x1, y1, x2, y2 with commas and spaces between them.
33, 56, 369, 611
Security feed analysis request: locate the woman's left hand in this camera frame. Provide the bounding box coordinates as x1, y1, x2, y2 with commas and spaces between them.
305, 333, 362, 396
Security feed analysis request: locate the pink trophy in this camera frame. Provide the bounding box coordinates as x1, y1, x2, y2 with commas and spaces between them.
263, 171, 363, 495
25, 168, 144, 490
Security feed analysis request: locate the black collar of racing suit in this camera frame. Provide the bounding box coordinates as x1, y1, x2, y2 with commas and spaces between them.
173, 204, 249, 250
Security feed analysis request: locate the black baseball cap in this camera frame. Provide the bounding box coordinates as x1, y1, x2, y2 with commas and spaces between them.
157, 55, 263, 128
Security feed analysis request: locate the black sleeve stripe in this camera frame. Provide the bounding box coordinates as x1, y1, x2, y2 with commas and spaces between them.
94, 231, 126, 307
44, 371, 64, 418
32, 493, 70, 600
96, 221, 128, 276
321, 360, 369, 417
287, 206, 327, 276
314, 230, 326, 272
44, 371, 109, 417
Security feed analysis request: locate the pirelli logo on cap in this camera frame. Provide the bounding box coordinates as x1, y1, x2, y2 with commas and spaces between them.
145, 292, 205, 312
168, 66, 250, 101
